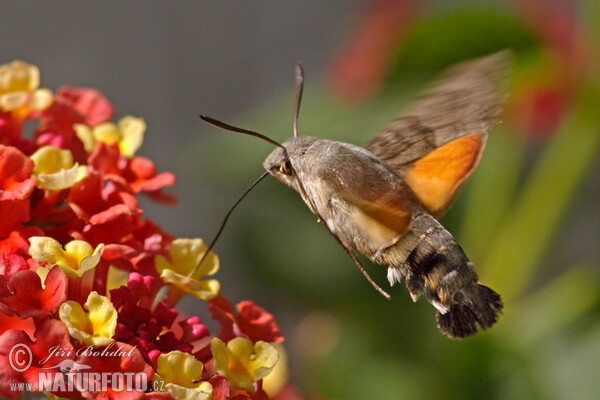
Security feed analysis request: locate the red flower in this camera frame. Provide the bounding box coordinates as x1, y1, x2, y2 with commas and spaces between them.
89, 142, 176, 204
57, 86, 114, 127
0, 145, 35, 200
124, 156, 176, 204
35, 95, 87, 163
210, 374, 231, 400
130, 220, 173, 255
0, 319, 75, 398
0, 59, 289, 399
75, 342, 154, 400
0, 145, 36, 237
0, 200, 30, 240
207, 296, 238, 344
0, 313, 35, 336
0, 266, 68, 319
0, 227, 43, 278
236, 301, 283, 344
67, 172, 141, 246
207, 297, 283, 344
0, 111, 34, 153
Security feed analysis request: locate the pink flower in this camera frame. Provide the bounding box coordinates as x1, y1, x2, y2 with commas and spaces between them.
327, 0, 418, 102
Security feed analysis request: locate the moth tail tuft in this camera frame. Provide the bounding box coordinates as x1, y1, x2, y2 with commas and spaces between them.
436, 284, 503, 339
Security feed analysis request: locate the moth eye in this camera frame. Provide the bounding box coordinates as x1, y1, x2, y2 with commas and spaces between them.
279, 160, 293, 175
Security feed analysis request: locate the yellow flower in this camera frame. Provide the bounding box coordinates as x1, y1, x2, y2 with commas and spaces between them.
74, 115, 145, 157
30, 146, 87, 191
106, 265, 130, 295
155, 238, 220, 300
156, 351, 213, 400
211, 337, 279, 392
0, 60, 52, 113
59, 291, 117, 346
28, 236, 104, 278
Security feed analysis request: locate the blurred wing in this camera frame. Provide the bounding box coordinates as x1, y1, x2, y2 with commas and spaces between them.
365, 51, 511, 171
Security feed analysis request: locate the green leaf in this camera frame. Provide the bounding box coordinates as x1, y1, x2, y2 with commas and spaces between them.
496, 265, 600, 347
482, 88, 600, 299
459, 129, 526, 265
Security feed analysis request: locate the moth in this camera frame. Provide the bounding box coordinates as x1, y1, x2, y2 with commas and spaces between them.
201, 51, 510, 338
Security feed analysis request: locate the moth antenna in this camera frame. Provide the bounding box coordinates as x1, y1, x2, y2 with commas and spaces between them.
294, 176, 391, 299
200, 115, 284, 149
292, 62, 304, 138
189, 171, 270, 278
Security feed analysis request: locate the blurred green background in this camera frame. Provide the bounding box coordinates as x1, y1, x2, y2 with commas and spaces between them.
4, 0, 599, 399
189, 1, 600, 399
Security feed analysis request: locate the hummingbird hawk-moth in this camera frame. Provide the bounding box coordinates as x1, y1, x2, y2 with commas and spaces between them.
201, 51, 510, 338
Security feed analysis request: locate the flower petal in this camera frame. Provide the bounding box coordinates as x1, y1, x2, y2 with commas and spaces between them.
0, 266, 67, 318
211, 337, 279, 392
59, 291, 117, 346
160, 269, 220, 301
59, 300, 94, 342
0, 144, 35, 200
165, 381, 213, 400
85, 291, 118, 341
29, 88, 53, 111
157, 350, 204, 388
58, 86, 114, 126
0, 60, 40, 92
35, 163, 81, 191
118, 116, 145, 157
31, 145, 74, 175
236, 301, 284, 344
28, 236, 63, 264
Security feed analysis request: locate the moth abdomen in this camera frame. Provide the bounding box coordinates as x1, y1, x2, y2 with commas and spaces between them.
384, 213, 502, 338
435, 284, 502, 338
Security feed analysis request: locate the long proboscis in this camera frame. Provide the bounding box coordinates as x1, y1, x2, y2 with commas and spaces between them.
189, 171, 270, 278
200, 115, 284, 149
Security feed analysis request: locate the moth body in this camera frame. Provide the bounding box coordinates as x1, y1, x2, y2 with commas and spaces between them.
265, 137, 418, 255
264, 137, 501, 338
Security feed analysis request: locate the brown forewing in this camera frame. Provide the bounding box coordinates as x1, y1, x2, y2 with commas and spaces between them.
364, 51, 512, 173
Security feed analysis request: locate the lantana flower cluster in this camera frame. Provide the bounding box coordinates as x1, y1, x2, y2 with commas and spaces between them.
0, 60, 286, 400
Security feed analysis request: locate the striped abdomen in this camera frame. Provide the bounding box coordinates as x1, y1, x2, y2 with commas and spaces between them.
374, 213, 502, 338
